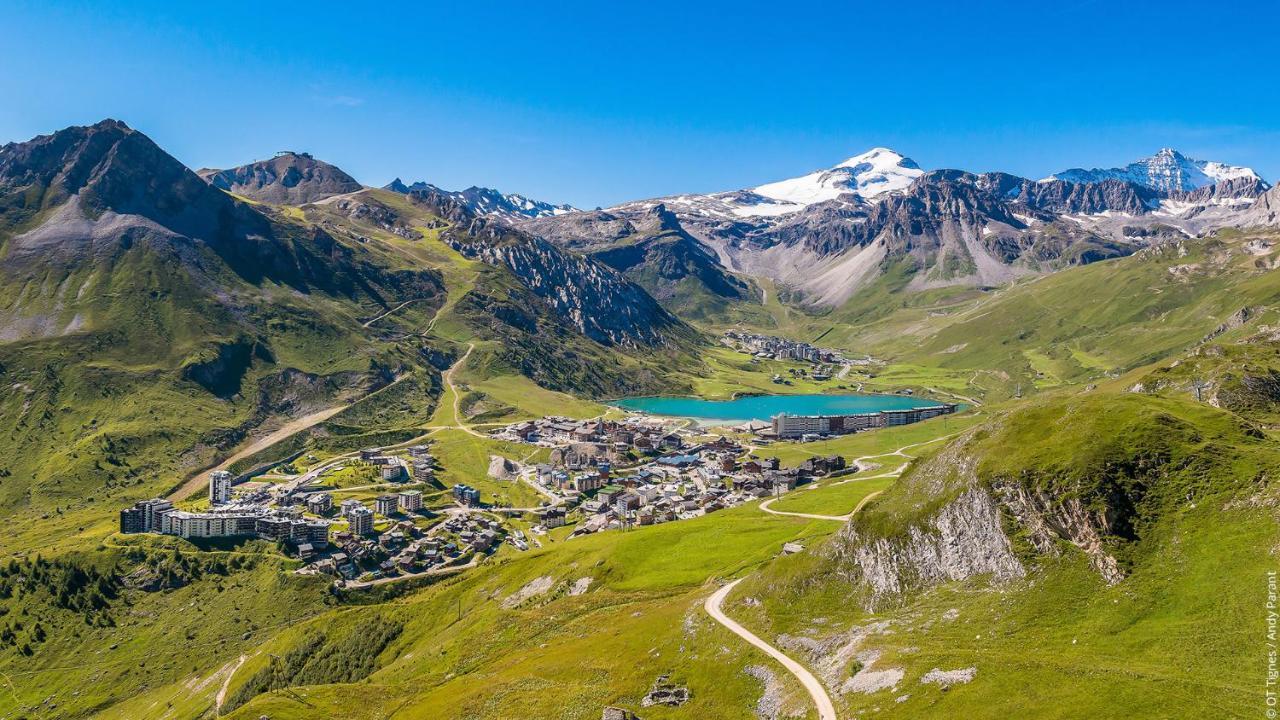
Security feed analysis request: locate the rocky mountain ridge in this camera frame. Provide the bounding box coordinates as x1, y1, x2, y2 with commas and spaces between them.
523, 148, 1276, 309
1049, 147, 1265, 193
199, 151, 362, 205
401, 187, 695, 349
386, 178, 575, 222
521, 203, 748, 314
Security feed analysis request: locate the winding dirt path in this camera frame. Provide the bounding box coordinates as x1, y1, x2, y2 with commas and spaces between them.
169, 403, 355, 501
362, 299, 422, 328
215, 653, 248, 713
705, 579, 837, 720
435, 342, 485, 438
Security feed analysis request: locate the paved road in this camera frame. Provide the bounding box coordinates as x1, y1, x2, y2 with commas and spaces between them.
705, 579, 837, 720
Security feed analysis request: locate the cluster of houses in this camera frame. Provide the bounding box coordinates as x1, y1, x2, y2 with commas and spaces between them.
317, 511, 501, 583
722, 330, 846, 364
492, 416, 683, 458
512, 433, 850, 538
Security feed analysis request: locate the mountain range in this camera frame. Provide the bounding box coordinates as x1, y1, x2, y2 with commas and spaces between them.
522, 147, 1276, 309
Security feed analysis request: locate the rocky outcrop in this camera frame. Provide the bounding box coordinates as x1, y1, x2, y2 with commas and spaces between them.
526, 204, 748, 306
1202, 306, 1259, 344
487, 455, 517, 480
429, 196, 693, 348
994, 482, 1124, 584
834, 487, 1025, 609
1242, 185, 1280, 227
640, 675, 690, 707
200, 152, 361, 204
1013, 177, 1157, 215
385, 178, 574, 222
327, 196, 426, 239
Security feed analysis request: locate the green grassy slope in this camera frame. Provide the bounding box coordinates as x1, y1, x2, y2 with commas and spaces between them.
726, 377, 1279, 718
725, 228, 1280, 403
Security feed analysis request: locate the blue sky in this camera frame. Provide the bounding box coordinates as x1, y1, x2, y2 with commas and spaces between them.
4, 1, 1278, 208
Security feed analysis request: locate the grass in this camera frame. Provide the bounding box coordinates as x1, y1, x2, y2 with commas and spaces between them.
767, 475, 896, 516
427, 429, 548, 507
92, 502, 840, 720
0, 545, 332, 719
724, 384, 1279, 719
463, 373, 607, 421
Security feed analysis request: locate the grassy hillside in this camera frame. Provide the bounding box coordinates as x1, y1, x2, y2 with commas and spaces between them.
723, 228, 1280, 403
725, 378, 1277, 718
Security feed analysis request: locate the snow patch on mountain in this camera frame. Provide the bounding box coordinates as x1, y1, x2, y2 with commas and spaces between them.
1048, 149, 1264, 194
753, 148, 924, 206
386, 179, 575, 221
614, 148, 926, 220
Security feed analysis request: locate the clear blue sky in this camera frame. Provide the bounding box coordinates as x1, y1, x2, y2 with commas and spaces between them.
4, 1, 1278, 208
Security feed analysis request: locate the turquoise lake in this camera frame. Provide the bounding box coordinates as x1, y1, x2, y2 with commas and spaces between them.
612, 393, 940, 424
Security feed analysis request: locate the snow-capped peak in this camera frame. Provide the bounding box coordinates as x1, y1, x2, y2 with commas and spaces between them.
750, 147, 924, 208
385, 180, 576, 220
1048, 148, 1263, 193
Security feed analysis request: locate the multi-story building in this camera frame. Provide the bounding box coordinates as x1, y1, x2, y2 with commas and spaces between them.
119, 505, 146, 534
380, 465, 403, 482
412, 460, 435, 482
536, 506, 566, 528
375, 494, 398, 517
771, 404, 956, 438
160, 510, 258, 539
306, 493, 333, 515
119, 498, 175, 533
209, 470, 233, 505
452, 484, 481, 506
347, 505, 374, 535
398, 489, 422, 512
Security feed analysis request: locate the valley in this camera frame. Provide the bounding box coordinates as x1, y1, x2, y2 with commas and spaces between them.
1, 119, 1278, 720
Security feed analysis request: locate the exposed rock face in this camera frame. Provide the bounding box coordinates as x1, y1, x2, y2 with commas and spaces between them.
994, 482, 1124, 584
385, 178, 575, 222
1012, 177, 1157, 215
544, 168, 1137, 308
200, 152, 362, 204
743, 665, 783, 720
401, 189, 693, 348
1202, 306, 1258, 344
919, 667, 977, 688
0, 119, 272, 260
523, 203, 748, 306
1049, 148, 1264, 193
834, 487, 1026, 609
521, 148, 1273, 310
326, 196, 426, 239
1242, 185, 1280, 227
487, 455, 517, 480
